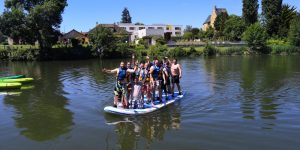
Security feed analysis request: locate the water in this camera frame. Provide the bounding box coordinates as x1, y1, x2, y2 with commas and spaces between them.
0, 56, 300, 150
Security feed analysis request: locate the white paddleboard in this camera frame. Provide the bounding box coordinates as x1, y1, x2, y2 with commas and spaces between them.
104, 92, 184, 115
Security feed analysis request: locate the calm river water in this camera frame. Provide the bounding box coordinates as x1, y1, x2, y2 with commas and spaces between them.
0, 56, 300, 150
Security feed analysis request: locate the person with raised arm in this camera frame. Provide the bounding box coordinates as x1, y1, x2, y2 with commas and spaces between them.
102, 61, 136, 108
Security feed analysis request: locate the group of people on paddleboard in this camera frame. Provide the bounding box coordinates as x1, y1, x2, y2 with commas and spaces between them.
103, 55, 182, 109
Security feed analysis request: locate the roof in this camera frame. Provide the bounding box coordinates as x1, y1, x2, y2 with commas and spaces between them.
62, 29, 86, 39
216, 8, 227, 15
203, 15, 211, 24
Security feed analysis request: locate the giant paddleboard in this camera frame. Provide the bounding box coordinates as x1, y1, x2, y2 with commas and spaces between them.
104, 92, 184, 115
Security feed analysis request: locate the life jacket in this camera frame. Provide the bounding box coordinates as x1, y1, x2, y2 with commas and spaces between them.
152, 65, 161, 79
139, 68, 147, 81
117, 67, 127, 81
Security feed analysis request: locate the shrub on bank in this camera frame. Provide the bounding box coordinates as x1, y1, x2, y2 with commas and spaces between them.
243, 23, 268, 53
203, 44, 217, 56
269, 45, 299, 54
217, 46, 248, 55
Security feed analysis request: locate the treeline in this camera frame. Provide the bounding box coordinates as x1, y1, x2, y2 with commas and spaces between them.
0, 0, 68, 59
182, 0, 300, 54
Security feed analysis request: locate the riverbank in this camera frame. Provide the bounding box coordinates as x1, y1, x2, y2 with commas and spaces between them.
0, 45, 93, 61
0, 44, 299, 61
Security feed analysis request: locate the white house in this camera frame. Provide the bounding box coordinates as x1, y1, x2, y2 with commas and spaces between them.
117, 23, 184, 42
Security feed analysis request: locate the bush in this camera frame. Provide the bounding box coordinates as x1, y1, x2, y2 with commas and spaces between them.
203, 44, 217, 56
243, 23, 269, 53
267, 38, 289, 46
288, 16, 300, 47
217, 46, 247, 55
269, 45, 299, 54
167, 46, 185, 57
70, 38, 80, 47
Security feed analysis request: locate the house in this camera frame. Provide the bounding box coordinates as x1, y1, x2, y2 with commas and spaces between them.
202, 6, 228, 31
117, 23, 184, 42
60, 29, 89, 44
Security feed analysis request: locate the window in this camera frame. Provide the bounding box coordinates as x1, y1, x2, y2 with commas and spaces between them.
139, 27, 145, 30
157, 27, 164, 30
148, 27, 155, 29
129, 27, 135, 30
166, 27, 170, 30
175, 32, 181, 35
175, 27, 181, 30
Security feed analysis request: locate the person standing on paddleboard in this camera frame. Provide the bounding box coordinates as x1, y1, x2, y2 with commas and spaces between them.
102, 61, 136, 108
171, 59, 183, 96
149, 59, 163, 103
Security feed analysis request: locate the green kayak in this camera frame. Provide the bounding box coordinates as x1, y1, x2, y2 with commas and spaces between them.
0, 75, 25, 80
0, 78, 34, 83
0, 82, 22, 90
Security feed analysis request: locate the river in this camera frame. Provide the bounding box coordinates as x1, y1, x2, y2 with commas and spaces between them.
0, 55, 300, 150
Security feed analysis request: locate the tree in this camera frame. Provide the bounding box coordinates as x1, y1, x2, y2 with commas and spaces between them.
242, 0, 259, 25
191, 28, 200, 39
0, 0, 67, 52
278, 4, 297, 38
214, 12, 228, 32
121, 7, 132, 23
183, 32, 193, 40
0, 7, 32, 44
214, 12, 228, 39
205, 26, 215, 40
88, 26, 116, 57
224, 15, 246, 41
184, 25, 193, 32
262, 0, 283, 36
288, 14, 300, 47
243, 23, 268, 53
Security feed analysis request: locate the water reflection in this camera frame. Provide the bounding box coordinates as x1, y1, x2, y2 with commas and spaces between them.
104, 105, 181, 150
3, 62, 73, 141
203, 56, 296, 129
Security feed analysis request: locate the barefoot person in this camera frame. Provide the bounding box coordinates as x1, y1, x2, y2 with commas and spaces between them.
129, 77, 144, 109
149, 59, 163, 103
103, 62, 136, 108
162, 61, 171, 100
171, 59, 182, 96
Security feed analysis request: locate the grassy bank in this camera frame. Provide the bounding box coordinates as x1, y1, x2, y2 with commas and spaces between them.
0, 45, 93, 61
0, 44, 299, 61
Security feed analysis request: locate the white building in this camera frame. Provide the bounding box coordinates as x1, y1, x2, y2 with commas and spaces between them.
117, 23, 184, 42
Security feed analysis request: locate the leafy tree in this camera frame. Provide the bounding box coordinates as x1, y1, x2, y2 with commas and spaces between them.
214, 12, 228, 32
288, 14, 300, 47
262, 0, 283, 36
0, 7, 31, 44
243, 23, 268, 53
278, 4, 297, 38
0, 0, 67, 52
88, 26, 116, 57
191, 28, 200, 39
184, 25, 193, 32
198, 29, 206, 40
121, 7, 132, 23
224, 15, 246, 41
183, 32, 193, 40
205, 26, 215, 40
242, 0, 259, 25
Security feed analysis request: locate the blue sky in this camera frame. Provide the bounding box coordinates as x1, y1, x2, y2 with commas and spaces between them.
1, 0, 299, 32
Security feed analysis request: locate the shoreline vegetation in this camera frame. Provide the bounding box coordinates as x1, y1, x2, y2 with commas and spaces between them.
0, 43, 299, 61
0, 0, 300, 61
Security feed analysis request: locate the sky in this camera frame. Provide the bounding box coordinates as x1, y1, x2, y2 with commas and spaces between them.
0, 0, 300, 32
